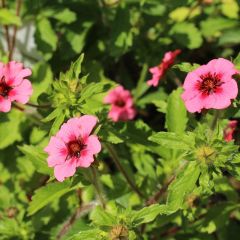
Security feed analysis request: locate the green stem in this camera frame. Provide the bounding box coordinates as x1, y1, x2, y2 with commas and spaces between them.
134, 63, 149, 101
26, 102, 51, 109
104, 143, 145, 198
210, 110, 221, 132
90, 166, 106, 208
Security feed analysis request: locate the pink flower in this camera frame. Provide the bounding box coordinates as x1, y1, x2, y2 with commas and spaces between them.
181, 58, 238, 113
147, 50, 181, 87
104, 86, 136, 122
0, 61, 32, 112
44, 115, 101, 182
224, 120, 237, 142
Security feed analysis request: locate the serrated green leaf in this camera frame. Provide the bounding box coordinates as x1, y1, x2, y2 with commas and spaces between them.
149, 132, 194, 150
166, 88, 187, 134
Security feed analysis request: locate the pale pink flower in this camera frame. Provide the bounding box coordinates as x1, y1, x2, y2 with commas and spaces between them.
224, 120, 237, 142
147, 49, 181, 87
44, 115, 101, 182
0, 61, 32, 112
181, 58, 238, 113
104, 86, 136, 122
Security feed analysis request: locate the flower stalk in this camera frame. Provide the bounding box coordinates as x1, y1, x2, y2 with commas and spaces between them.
104, 143, 145, 198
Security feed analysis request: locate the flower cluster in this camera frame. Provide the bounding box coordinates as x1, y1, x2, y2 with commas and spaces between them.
0, 61, 33, 112
147, 50, 181, 87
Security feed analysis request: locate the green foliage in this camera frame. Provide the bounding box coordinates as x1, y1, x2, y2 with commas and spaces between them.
1, 0, 240, 239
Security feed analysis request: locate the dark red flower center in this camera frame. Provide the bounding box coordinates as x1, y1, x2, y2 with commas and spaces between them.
115, 99, 125, 107
198, 73, 223, 95
67, 139, 86, 158
0, 76, 11, 97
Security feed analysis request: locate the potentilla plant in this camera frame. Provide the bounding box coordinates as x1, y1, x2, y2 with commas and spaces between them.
1, 1, 240, 239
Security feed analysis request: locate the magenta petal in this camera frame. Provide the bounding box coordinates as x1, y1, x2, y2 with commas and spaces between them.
54, 159, 77, 182
76, 115, 98, 137
85, 135, 101, 154
8, 79, 33, 104
0, 96, 11, 112
77, 152, 94, 168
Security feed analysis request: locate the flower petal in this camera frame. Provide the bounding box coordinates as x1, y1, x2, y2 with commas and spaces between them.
0, 96, 11, 112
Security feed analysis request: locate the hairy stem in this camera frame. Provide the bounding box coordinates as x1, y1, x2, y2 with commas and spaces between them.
104, 143, 145, 198
1, 0, 11, 53
26, 102, 52, 109
210, 110, 221, 132
134, 63, 149, 101
9, 0, 22, 60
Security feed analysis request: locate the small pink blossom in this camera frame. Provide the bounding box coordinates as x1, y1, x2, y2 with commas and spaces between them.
224, 120, 237, 142
104, 86, 136, 122
0, 61, 33, 112
181, 58, 238, 113
147, 50, 181, 87
44, 115, 101, 182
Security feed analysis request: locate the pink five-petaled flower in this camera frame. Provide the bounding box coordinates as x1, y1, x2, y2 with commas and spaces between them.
224, 120, 237, 142
0, 61, 33, 112
44, 115, 101, 182
181, 58, 239, 113
104, 85, 136, 122
147, 49, 181, 87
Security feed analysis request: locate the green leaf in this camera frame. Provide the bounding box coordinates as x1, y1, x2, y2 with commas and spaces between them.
18, 145, 52, 175
233, 52, 240, 70
221, 0, 239, 19
0, 110, 25, 149
132, 204, 170, 226
170, 22, 202, 49
79, 82, 110, 103
90, 206, 117, 226
66, 229, 104, 240
72, 54, 84, 80
31, 62, 53, 102
173, 62, 200, 72
200, 17, 237, 38
53, 8, 77, 24
166, 88, 187, 134
0, 9, 21, 26
167, 162, 200, 212
28, 181, 79, 216
149, 132, 194, 150
35, 18, 57, 60
169, 7, 190, 22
